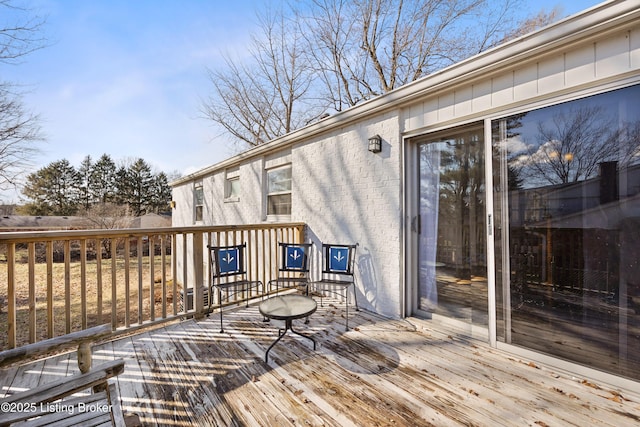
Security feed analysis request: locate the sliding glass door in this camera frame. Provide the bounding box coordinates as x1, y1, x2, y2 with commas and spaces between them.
416, 123, 488, 327
492, 84, 640, 380
412, 84, 640, 381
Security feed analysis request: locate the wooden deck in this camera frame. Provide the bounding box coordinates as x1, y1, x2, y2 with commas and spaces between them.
2, 297, 640, 426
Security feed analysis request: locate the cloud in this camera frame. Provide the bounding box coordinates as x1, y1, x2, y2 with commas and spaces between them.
503, 135, 528, 154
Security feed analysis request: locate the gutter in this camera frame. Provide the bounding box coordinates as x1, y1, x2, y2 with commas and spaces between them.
172, 0, 636, 186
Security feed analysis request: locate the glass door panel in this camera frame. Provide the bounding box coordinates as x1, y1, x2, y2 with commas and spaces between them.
492, 84, 640, 380
417, 123, 487, 326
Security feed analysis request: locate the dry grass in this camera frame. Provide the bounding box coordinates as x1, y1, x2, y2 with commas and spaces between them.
0, 255, 174, 350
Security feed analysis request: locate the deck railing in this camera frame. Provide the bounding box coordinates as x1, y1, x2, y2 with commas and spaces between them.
0, 222, 305, 350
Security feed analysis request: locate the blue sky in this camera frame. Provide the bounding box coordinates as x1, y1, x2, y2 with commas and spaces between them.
1, 0, 604, 203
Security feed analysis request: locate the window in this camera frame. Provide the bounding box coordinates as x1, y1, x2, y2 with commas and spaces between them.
194, 181, 204, 222
225, 168, 240, 201
226, 177, 240, 199
267, 165, 291, 216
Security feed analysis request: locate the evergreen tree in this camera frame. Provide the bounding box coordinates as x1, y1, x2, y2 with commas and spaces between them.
22, 159, 80, 215
116, 158, 154, 216
77, 155, 93, 210
20, 155, 176, 217
90, 154, 117, 203
150, 172, 172, 213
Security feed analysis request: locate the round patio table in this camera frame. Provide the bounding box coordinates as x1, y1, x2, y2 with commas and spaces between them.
259, 294, 317, 363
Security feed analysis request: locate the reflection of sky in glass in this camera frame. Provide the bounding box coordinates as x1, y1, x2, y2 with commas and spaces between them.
507, 85, 640, 156
268, 168, 291, 192
496, 84, 640, 188
195, 185, 204, 204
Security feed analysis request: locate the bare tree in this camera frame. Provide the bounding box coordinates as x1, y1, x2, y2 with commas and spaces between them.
0, 0, 46, 64
81, 202, 133, 258
203, 0, 559, 147
302, 0, 559, 110
201, 6, 320, 147
0, 0, 46, 192
0, 85, 42, 190
496, 7, 562, 46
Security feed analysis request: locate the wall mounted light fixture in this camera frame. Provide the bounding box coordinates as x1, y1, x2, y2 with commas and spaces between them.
368, 134, 382, 153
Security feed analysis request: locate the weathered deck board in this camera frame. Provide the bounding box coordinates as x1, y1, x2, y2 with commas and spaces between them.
98, 334, 164, 424
234, 312, 445, 426
191, 317, 331, 426
2, 296, 640, 426
354, 321, 612, 426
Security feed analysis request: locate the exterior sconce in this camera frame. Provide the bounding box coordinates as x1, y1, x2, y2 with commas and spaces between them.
170, 201, 176, 209
368, 134, 382, 153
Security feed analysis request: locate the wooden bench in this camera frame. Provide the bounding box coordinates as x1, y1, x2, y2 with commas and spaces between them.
0, 324, 128, 427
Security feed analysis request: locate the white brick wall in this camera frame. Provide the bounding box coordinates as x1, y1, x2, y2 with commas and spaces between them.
172, 111, 404, 317
291, 112, 403, 317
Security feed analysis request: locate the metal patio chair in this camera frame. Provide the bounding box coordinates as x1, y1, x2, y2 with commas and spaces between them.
268, 242, 313, 295
208, 243, 264, 333
310, 243, 359, 330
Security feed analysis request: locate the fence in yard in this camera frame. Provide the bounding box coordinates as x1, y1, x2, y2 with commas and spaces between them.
0, 222, 305, 350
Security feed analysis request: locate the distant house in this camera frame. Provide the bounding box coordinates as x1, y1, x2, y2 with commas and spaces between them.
0, 215, 94, 232
0, 213, 170, 232
128, 213, 171, 229
171, 1, 640, 391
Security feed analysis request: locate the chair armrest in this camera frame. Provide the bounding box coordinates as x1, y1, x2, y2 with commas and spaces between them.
0, 359, 125, 405
0, 324, 112, 368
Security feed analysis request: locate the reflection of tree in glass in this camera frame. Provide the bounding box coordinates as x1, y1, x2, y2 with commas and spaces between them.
437, 138, 485, 279
492, 113, 526, 191
510, 106, 640, 185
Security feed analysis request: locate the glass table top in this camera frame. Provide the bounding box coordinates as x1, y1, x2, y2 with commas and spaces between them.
259, 295, 317, 320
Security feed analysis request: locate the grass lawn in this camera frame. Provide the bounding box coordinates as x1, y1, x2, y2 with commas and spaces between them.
0, 255, 174, 350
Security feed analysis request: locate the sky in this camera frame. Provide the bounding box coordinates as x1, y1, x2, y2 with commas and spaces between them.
0, 0, 605, 203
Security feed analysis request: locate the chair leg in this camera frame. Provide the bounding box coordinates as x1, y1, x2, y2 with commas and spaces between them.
218, 289, 224, 333
345, 287, 349, 331
353, 283, 359, 311
261, 282, 269, 322
345, 284, 358, 331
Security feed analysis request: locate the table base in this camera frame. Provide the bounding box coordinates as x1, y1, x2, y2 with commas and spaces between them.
265, 319, 316, 363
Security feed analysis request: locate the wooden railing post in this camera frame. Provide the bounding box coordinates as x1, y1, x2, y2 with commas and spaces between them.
181, 233, 188, 314
137, 237, 143, 325
46, 241, 54, 338
171, 234, 177, 316
7, 243, 16, 349
64, 240, 71, 334
80, 239, 87, 330
28, 242, 36, 343
193, 232, 204, 317
110, 238, 117, 330
149, 235, 156, 322
124, 238, 131, 328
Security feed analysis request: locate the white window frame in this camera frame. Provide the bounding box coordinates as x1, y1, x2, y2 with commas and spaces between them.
266, 164, 292, 219
194, 181, 204, 223
224, 168, 240, 202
